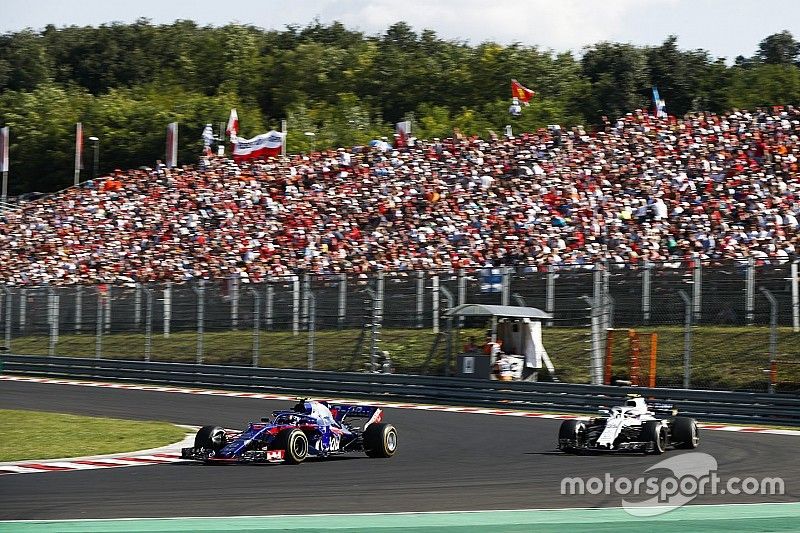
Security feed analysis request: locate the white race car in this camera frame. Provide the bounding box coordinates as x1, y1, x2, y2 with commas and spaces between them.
558, 396, 699, 454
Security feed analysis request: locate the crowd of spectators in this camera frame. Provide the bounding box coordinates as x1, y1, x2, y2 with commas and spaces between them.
1, 106, 799, 285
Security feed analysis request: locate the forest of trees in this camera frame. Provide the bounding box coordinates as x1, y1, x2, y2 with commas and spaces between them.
2, 19, 800, 192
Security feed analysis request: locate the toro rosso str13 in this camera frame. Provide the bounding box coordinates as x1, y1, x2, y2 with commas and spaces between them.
181, 399, 397, 464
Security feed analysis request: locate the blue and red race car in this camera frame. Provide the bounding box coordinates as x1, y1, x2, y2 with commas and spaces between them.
181, 399, 397, 464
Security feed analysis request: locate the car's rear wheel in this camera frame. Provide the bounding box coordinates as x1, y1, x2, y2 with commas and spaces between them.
194, 425, 227, 451
277, 428, 309, 464
671, 417, 699, 449
641, 420, 667, 454
364, 423, 398, 458
558, 419, 586, 453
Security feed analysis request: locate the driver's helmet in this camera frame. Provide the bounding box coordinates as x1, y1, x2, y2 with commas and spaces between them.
293, 400, 311, 414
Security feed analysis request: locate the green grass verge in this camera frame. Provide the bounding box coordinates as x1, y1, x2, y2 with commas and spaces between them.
5, 325, 800, 391
0, 409, 187, 462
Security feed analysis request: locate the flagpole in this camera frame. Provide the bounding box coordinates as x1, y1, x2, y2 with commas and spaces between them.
281, 119, 287, 157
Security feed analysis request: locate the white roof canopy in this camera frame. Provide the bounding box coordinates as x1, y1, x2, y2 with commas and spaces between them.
445, 304, 552, 320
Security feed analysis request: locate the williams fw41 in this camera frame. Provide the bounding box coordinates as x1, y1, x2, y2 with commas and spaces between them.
181, 399, 397, 464
558, 395, 699, 455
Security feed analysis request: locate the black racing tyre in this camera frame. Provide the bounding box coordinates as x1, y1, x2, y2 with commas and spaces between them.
641, 420, 667, 455
363, 423, 398, 458
558, 419, 586, 453
194, 425, 227, 451
671, 417, 699, 449
277, 428, 309, 464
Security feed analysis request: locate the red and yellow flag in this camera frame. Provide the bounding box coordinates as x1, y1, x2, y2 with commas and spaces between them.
511, 79, 535, 104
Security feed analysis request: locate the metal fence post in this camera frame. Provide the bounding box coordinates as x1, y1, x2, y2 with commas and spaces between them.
368, 273, 384, 372
546, 265, 555, 327
301, 273, 310, 331
95, 287, 104, 359
338, 273, 347, 329
163, 281, 172, 338
501, 267, 511, 306
416, 270, 424, 328
144, 287, 153, 362
593, 263, 604, 362
746, 257, 755, 325
602, 267, 613, 331
19, 288, 26, 334
440, 285, 455, 376
693, 262, 702, 323
250, 287, 261, 367
678, 290, 693, 389
193, 280, 205, 364
792, 260, 799, 333
457, 269, 466, 328
307, 292, 316, 370
134, 282, 142, 328
48, 286, 59, 356
642, 260, 652, 324
104, 285, 112, 333
3, 287, 10, 350
581, 294, 601, 385
230, 275, 240, 330
432, 274, 440, 334
759, 287, 778, 394
266, 279, 274, 331
75, 285, 83, 334
292, 275, 300, 336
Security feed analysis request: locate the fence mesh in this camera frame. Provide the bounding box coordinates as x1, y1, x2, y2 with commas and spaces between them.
1, 262, 799, 391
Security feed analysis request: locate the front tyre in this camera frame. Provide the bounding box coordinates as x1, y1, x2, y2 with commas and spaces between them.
671, 417, 699, 449
641, 420, 667, 455
558, 420, 586, 453
277, 428, 309, 464
364, 423, 398, 458
194, 425, 227, 451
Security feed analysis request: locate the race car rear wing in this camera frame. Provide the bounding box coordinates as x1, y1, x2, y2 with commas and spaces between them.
328, 404, 384, 427
649, 402, 678, 416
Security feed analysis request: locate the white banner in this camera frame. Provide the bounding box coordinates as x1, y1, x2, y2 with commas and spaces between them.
232, 130, 285, 162
0, 126, 8, 173
74, 123, 82, 185
166, 122, 178, 168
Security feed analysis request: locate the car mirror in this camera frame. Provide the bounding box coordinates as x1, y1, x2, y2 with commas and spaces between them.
260, 417, 271, 423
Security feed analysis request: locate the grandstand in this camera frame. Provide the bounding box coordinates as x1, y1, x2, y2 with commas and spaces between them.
0, 107, 798, 285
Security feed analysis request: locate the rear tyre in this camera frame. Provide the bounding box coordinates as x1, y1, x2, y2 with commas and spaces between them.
558, 420, 586, 453
364, 423, 398, 458
671, 417, 699, 449
194, 425, 227, 451
641, 421, 667, 455
277, 428, 309, 464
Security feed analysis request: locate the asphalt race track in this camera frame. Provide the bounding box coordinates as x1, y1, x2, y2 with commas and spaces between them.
0, 380, 798, 520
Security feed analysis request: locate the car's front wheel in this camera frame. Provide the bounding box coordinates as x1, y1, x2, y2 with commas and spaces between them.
641, 421, 667, 454
194, 425, 227, 452
558, 419, 586, 453
277, 428, 309, 464
363, 423, 398, 458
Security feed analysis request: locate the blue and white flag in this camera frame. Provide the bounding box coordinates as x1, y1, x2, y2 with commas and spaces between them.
652, 87, 667, 118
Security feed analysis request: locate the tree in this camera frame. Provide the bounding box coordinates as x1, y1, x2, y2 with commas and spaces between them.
580, 42, 648, 121
757, 30, 800, 66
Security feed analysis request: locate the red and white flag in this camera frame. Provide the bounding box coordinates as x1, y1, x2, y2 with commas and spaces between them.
511, 79, 535, 105
231, 130, 285, 162
226, 109, 239, 139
